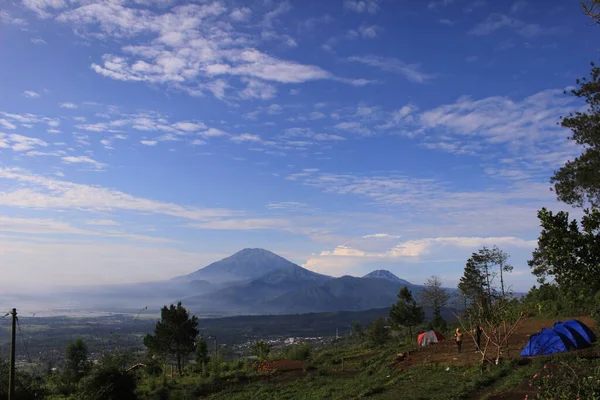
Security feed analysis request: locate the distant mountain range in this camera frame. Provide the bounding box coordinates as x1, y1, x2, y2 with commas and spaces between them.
33, 248, 456, 317
172, 248, 438, 315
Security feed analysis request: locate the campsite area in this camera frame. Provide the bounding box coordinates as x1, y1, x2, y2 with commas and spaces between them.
130, 317, 599, 400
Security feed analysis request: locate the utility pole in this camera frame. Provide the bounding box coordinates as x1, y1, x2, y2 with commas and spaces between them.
9, 308, 17, 400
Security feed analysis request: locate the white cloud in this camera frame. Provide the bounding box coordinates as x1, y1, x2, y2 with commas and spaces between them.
231, 133, 262, 143
363, 233, 401, 239
0, 133, 48, 151
23, 0, 67, 18
0, 119, 17, 130
303, 235, 536, 277
358, 24, 381, 38
428, 0, 454, 10
469, 13, 559, 38
61, 155, 106, 169
31, 38, 47, 45
24, 91, 41, 98
240, 79, 277, 99
344, 0, 380, 14
230, 7, 251, 22
0, 10, 27, 25
348, 55, 435, 83
86, 219, 120, 226
262, 1, 292, 28
200, 128, 228, 137
20, 1, 369, 100
173, 121, 206, 132
140, 140, 157, 146
0, 167, 241, 221
59, 102, 78, 109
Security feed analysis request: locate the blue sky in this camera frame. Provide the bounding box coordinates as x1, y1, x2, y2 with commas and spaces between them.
0, 0, 597, 292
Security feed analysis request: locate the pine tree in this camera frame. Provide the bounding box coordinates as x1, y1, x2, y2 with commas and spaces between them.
389, 286, 425, 338
144, 302, 199, 374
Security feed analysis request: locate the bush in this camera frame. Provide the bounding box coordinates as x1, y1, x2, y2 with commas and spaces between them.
284, 343, 311, 361
529, 359, 600, 400
0, 358, 47, 399
250, 341, 272, 361
77, 355, 138, 400
367, 317, 390, 346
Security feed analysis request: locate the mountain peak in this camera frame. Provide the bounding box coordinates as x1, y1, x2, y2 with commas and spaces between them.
363, 270, 411, 285
175, 248, 299, 283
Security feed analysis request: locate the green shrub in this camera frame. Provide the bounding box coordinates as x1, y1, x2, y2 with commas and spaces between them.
284, 343, 312, 361
529, 359, 600, 400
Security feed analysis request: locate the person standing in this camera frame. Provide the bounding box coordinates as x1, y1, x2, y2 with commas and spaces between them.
475, 325, 483, 351
455, 328, 463, 353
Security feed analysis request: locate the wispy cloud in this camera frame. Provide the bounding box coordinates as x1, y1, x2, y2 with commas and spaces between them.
348, 55, 436, 83
0, 167, 241, 221
344, 0, 380, 14
60, 102, 78, 109
469, 13, 562, 38
23, 90, 41, 98
0, 10, 28, 25
61, 155, 106, 169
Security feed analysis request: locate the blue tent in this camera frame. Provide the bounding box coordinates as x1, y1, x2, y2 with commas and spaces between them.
552, 323, 589, 349
520, 328, 575, 357
555, 320, 597, 345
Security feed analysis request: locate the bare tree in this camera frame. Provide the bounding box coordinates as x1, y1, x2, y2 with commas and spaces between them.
455, 299, 525, 366
582, 0, 600, 24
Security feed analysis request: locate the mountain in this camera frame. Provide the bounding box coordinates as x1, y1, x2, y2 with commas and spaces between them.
363, 270, 411, 285
181, 263, 332, 313
172, 248, 301, 284
265, 275, 420, 314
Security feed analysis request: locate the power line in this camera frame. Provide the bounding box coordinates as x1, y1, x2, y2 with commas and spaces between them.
16, 317, 33, 363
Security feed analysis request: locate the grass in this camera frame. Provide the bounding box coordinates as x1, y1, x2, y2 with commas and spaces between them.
35, 337, 600, 399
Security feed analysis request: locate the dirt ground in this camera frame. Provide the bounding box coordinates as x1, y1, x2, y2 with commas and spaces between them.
394, 317, 597, 371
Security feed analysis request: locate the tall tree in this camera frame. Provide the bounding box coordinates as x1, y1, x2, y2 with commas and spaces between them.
550, 63, 600, 207
389, 286, 425, 338
419, 276, 450, 331
528, 207, 600, 303
144, 302, 199, 374
490, 246, 513, 298
63, 338, 91, 384
459, 246, 513, 309
458, 253, 489, 309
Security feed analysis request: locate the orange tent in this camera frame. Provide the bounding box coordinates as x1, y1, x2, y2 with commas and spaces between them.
417, 330, 445, 346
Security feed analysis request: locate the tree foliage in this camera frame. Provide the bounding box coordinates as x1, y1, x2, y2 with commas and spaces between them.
389, 286, 425, 337
419, 276, 450, 332
63, 338, 91, 384
195, 336, 210, 366
367, 317, 390, 346
249, 340, 272, 361
78, 352, 137, 400
0, 357, 46, 400
528, 208, 600, 309
143, 302, 199, 374
351, 320, 365, 342
551, 63, 600, 207
459, 246, 513, 313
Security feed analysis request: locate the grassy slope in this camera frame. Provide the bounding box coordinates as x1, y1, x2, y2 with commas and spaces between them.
129, 339, 600, 400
